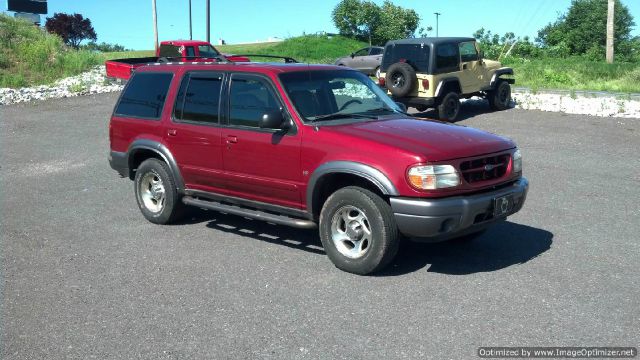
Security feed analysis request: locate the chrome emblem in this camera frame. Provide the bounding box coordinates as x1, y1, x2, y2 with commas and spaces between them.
484, 164, 497, 171
500, 198, 509, 213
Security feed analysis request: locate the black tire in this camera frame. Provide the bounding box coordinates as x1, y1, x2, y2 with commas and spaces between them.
437, 92, 461, 121
319, 186, 400, 275
134, 158, 185, 224
385, 62, 417, 97
488, 81, 511, 111
415, 105, 428, 112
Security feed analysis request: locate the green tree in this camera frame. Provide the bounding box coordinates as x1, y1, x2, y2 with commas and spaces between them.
536, 0, 635, 57
374, 1, 419, 44
331, 0, 420, 45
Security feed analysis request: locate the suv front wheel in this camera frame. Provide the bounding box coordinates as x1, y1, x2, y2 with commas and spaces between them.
134, 158, 184, 224
319, 186, 400, 275
488, 81, 512, 111
437, 92, 461, 121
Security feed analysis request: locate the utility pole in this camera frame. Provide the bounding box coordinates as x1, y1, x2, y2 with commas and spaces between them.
606, 0, 614, 63
189, 0, 193, 40
434, 12, 441, 37
152, 0, 159, 52
206, 0, 210, 44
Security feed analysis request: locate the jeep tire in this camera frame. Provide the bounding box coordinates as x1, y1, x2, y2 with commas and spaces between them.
385, 62, 417, 98
437, 92, 461, 121
488, 80, 511, 111
319, 186, 400, 275
134, 158, 184, 224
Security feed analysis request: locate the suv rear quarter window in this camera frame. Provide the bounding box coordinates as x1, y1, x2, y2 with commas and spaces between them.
435, 43, 459, 73
115, 72, 173, 119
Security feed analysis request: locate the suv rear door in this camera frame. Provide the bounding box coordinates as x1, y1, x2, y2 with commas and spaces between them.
166, 71, 226, 192
220, 73, 302, 208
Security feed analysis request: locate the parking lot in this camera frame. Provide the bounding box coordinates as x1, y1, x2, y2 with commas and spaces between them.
1, 93, 639, 359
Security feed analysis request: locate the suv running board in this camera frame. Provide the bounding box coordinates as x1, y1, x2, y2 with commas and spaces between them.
182, 196, 317, 229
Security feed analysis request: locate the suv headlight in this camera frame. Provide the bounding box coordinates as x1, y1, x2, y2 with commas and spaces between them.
407, 165, 460, 190
513, 149, 522, 173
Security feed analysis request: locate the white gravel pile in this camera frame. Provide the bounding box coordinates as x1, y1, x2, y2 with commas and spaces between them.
511, 91, 640, 118
0, 65, 123, 106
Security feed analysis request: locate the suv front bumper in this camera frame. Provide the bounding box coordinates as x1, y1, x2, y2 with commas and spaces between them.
390, 178, 528, 241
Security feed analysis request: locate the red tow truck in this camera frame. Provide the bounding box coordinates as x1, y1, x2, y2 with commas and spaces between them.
105, 40, 250, 80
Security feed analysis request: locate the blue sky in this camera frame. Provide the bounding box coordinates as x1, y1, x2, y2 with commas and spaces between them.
2, 0, 639, 50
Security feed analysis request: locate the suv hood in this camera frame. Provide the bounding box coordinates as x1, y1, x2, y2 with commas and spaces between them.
323, 118, 515, 161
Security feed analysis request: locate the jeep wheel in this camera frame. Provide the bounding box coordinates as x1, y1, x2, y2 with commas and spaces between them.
385, 62, 417, 98
488, 81, 511, 111
437, 92, 461, 121
319, 187, 400, 275
134, 158, 184, 224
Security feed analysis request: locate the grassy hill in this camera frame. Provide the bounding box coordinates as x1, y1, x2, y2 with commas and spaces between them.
0, 14, 103, 88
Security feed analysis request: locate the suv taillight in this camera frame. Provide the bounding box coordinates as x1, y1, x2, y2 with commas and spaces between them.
422, 79, 429, 90
378, 77, 386, 87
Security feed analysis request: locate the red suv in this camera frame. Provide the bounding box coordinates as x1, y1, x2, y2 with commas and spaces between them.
109, 59, 528, 275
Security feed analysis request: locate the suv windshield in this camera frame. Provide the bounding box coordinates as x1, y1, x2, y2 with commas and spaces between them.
279, 70, 402, 123
198, 45, 220, 58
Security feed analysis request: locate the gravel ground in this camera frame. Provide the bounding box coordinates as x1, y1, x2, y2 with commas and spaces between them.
1, 93, 638, 359
2, 66, 640, 119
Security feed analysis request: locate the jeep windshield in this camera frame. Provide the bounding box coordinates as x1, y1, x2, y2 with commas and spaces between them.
279, 70, 403, 123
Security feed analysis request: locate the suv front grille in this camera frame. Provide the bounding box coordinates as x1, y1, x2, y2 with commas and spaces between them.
460, 154, 510, 184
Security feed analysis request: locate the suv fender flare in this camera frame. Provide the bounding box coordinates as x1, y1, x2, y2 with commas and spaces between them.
307, 161, 399, 216
489, 67, 514, 88
127, 139, 185, 192
435, 78, 462, 98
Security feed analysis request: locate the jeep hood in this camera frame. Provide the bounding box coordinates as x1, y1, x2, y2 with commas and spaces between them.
323, 118, 516, 161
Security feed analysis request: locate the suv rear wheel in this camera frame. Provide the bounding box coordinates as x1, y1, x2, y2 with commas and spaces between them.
488, 81, 511, 111
134, 158, 184, 224
437, 92, 461, 121
319, 186, 400, 275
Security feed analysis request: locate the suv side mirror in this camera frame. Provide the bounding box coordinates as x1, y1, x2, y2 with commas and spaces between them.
479, 50, 484, 60
260, 109, 288, 130
350, 53, 355, 58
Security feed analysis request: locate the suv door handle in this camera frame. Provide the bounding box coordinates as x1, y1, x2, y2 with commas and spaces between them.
167, 129, 177, 136
226, 135, 238, 144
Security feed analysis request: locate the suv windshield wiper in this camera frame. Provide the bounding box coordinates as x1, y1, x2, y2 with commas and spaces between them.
309, 112, 376, 122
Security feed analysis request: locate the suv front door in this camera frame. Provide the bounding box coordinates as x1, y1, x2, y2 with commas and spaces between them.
220, 73, 302, 209
457, 41, 485, 92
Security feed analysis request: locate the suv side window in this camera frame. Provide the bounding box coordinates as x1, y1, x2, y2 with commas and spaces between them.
186, 46, 196, 58
459, 42, 478, 62
369, 47, 383, 56
115, 72, 173, 119
229, 75, 280, 128
353, 48, 369, 57
435, 43, 459, 72
174, 72, 223, 124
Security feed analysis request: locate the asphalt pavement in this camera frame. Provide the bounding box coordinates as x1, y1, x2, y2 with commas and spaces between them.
1, 93, 639, 359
